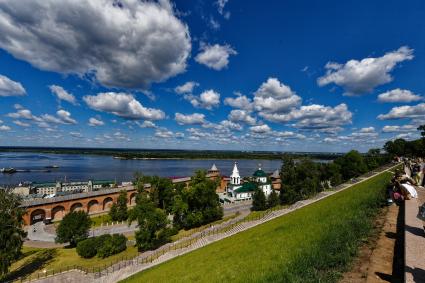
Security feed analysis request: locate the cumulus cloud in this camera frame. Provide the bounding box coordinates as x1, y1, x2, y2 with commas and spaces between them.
377, 103, 425, 120
0, 125, 11, 131
195, 43, 237, 70
0, 0, 191, 89
186, 89, 220, 109
377, 88, 422, 103
382, 124, 417, 133
49, 85, 77, 105
154, 127, 184, 139
0, 74, 26, 96
250, 124, 271, 134
70, 132, 82, 138
228, 109, 257, 125
42, 110, 78, 125
261, 103, 352, 131
175, 81, 199, 94
272, 131, 306, 139
13, 120, 30, 127
224, 92, 253, 111
359, 127, 375, 133
318, 46, 414, 96
137, 120, 157, 128
175, 113, 206, 125
83, 92, 165, 120
254, 78, 301, 114
88, 117, 104, 127
7, 109, 42, 122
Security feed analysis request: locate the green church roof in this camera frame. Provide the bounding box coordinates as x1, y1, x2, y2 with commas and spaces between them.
234, 182, 256, 193
253, 169, 267, 177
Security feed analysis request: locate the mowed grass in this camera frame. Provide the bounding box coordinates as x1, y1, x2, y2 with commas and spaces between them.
122, 171, 392, 283
4, 245, 138, 282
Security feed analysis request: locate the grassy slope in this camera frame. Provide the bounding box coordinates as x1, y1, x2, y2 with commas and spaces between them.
122, 172, 391, 283
4, 246, 138, 281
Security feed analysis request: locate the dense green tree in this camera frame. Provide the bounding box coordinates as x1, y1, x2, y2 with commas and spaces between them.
0, 189, 26, 276
279, 155, 299, 205
134, 174, 175, 212
252, 187, 267, 211
109, 190, 128, 221
384, 138, 407, 157
320, 162, 342, 187
55, 211, 91, 247
129, 192, 171, 251
296, 159, 321, 198
267, 189, 279, 209
174, 170, 223, 229
334, 150, 368, 181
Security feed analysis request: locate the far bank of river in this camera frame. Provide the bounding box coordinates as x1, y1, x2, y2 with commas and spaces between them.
0, 152, 284, 185
0, 152, 331, 185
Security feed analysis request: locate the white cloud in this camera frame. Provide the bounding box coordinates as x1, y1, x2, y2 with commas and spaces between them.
228, 109, 257, 125
382, 124, 417, 133
216, 0, 230, 18
7, 109, 42, 122
88, 117, 104, 127
175, 81, 199, 94
218, 120, 243, 131
377, 88, 422, 103
195, 43, 237, 70
0, 74, 26, 96
0, 0, 191, 89
0, 125, 11, 131
272, 131, 306, 139
70, 132, 82, 138
224, 93, 253, 111
261, 103, 352, 131
13, 120, 30, 127
175, 113, 206, 125
378, 103, 425, 120
318, 46, 414, 95
41, 110, 77, 125
185, 89, 220, 109
49, 85, 77, 105
154, 127, 183, 139
254, 78, 301, 114
137, 120, 157, 128
83, 92, 165, 120
250, 124, 271, 134
359, 127, 375, 133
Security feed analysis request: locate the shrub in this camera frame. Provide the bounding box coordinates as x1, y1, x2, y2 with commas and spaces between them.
76, 234, 127, 259
76, 237, 98, 258
97, 234, 127, 258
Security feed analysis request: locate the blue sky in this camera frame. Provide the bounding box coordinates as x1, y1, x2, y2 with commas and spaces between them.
0, 0, 424, 152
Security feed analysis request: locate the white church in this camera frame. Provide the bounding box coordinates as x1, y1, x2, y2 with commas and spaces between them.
227, 162, 274, 201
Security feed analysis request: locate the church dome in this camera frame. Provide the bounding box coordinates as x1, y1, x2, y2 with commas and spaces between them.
253, 169, 267, 177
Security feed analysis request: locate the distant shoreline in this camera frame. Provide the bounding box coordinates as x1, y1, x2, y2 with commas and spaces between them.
0, 146, 343, 161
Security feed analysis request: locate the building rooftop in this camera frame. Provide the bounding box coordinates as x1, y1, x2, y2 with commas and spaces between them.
234, 182, 256, 193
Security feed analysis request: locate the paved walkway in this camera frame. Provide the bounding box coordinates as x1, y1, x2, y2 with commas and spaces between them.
404, 186, 425, 282
26, 164, 399, 283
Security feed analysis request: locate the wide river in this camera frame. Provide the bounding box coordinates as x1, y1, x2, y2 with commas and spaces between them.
0, 152, 284, 185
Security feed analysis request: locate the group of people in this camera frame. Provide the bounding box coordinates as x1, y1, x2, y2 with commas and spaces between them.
388, 158, 424, 204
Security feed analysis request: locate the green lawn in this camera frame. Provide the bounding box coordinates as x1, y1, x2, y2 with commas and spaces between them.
4, 245, 138, 282
121, 171, 392, 283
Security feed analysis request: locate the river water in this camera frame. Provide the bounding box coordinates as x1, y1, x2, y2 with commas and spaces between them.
0, 152, 284, 185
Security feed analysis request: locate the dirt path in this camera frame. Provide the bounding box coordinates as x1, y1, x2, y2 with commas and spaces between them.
340, 202, 404, 283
